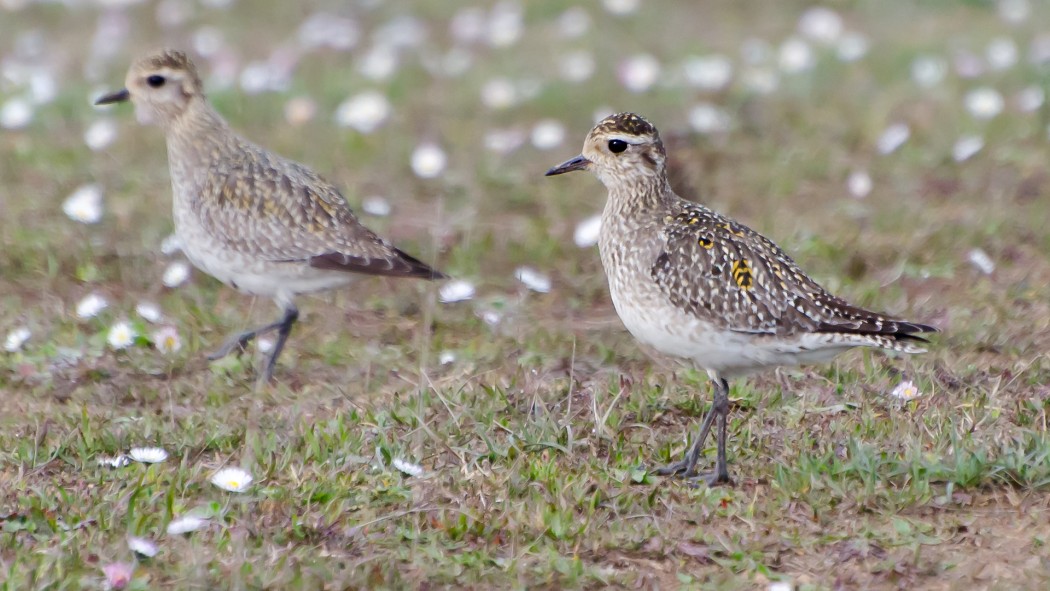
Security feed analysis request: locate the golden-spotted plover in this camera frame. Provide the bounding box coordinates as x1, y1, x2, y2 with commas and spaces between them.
547, 112, 936, 485
96, 50, 445, 382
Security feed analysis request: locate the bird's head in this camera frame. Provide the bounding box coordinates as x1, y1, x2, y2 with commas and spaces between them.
95, 49, 204, 128
546, 112, 667, 189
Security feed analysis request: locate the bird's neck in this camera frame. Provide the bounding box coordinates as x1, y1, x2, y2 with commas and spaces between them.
605, 175, 673, 218
165, 99, 235, 166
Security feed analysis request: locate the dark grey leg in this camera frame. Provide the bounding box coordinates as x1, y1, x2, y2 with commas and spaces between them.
208, 305, 299, 382
653, 377, 733, 486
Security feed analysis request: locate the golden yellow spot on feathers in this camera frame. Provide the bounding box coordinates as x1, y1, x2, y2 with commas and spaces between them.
698, 236, 714, 249
732, 259, 754, 290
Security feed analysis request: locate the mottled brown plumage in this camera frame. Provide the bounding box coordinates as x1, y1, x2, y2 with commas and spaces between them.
97, 49, 445, 382
547, 112, 936, 485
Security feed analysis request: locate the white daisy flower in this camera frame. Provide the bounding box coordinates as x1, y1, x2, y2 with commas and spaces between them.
361, 196, 391, 217
484, 127, 526, 155
952, 135, 984, 162
256, 337, 274, 353
910, 56, 947, 88
480, 78, 517, 110
127, 536, 158, 558
514, 266, 551, 293
876, 123, 910, 155
742, 68, 780, 94
62, 184, 104, 224
298, 12, 359, 51
129, 446, 168, 464
4, 327, 30, 352
890, 380, 922, 401
486, 3, 523, 48
481, 310, 501, 327
107, 321, 137, 350
602, 0, 639, 16
439, 280, 475, 303
1016, 86, 1045, 112
618, 54, 661, 93
449, 7, 485, 44
999, 0, 1029, 24
392, 457, 424, 477
778, 37, 815, 73
159, 233, 183, 255
162, 261, 191, 288
798, 7, 842, 45
967, 248, 995, 275
153, 326, 182, 354
135, 302, 163, 324
986, 37, 1018, 70
210, 467, 253, 493
688, 103, 733, 134
574, 213, 602, 248
836, 32, 869, 62
334, 91, 391, 134
76, 293, 108, 319
166, 515, 207, 535
97, 455, 131, 468
559, 50, 595, 83
768, 582, 793, 591
530, 120, 565, 150
83, 119, 117, 151
682, 55, 733, 90
283, 96, 317, 126
965, 87, 1004, 119
847, 171, 872, 199
0, 97, 33, 130
438, 350, 456, 365
410, 143, 447, 179
557, 7, 590, 38
357, 45, 399, 81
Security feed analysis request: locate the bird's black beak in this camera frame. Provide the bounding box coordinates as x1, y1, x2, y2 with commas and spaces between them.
94, 88, 130, 105
545, 154, 591, 176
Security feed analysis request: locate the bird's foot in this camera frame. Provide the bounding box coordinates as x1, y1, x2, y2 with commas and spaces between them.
206, 331, 256, 361
652, 458, 697, 477
685, 471, 732, 488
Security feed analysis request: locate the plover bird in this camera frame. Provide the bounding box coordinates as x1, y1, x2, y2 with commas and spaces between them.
547, 113, 936, 485
96, 50, 445, 381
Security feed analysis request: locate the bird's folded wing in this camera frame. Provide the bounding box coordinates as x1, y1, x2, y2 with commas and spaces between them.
651, 204, 934, 339
193, 153, 443, 279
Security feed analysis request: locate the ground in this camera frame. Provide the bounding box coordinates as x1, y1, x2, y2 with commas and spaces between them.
1, 1, 1050, 589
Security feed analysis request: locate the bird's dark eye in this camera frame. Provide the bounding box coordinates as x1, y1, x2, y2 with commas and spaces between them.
146, 75, 166, 88
608, 139, 628, 153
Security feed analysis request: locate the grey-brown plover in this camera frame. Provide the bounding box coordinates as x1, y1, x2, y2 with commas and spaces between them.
96, 50, 445, 381
547, 112, 936, 485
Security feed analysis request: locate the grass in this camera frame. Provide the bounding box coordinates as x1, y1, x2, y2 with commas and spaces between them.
2, 0, 1050, 588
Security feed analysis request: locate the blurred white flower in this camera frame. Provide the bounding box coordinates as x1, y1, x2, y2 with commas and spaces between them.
484, 127, 526, 155
162, 261, 190, 288
361, 196, 391, 217
1016, 86, 1045, 112
0, 97, 32, 129
952, 135, 983, 162
29, 70, 56, 105
559, 50, 595, 83
166, 515, 207, 535
911, 56, 947, 88
107, 321, 137, 350
63, 184, 103, 224
193, 26, 225, 57
298, 12, 358, 51
257, 337, 274, 353
688, 103, 732, 134
480, 78, 517, 110
486, 2, 523, 48
531, 119, 565, 150
778, 37, 815, 73
211, 466, 253, 492
965, 87, 1004, 119
135, 302, 163, 324
98, 455, 131, 468
741, 38, 773, 64
954, 51, 984, 78
602, 0, 639, 16
129, 446, 168, 463
557, 7, 590, 38
449, 7, 485, 44
433, 48, 473, 78
76, 293, 108, 319
986, 38, 1018, 70
847, 170, 872, 198
798, 7, 842, 45
999, 0, 1030, 24
682, 55, 733, 90
283, 96, 316, 126
768, 582, 792, 591
84, 119, 117, 151
836, 32, 869, 62
967, 248, 995, 275
127, 536, 158, 558
890, 380, 922, 401
438, 351, 456, 365
410, 143, 447, 179
515, 266, 551, 293
238, 61, 272, 95
392, 457, 424, 477
742, 68, 779, 94
574, 213, 602, 248
619, 54, 661, 93
152, 326, 182, 354
4, 327, 30, 352
876, 123, 910, 155
101, 562, 134, 590
439, 280, 475, 303
160, 233, 183, 255
1031, 35, 1050, 66
155, 0, 193, 28
334, 91, 390, 133
358, 45, 399, 81
480, 310, 501, 327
